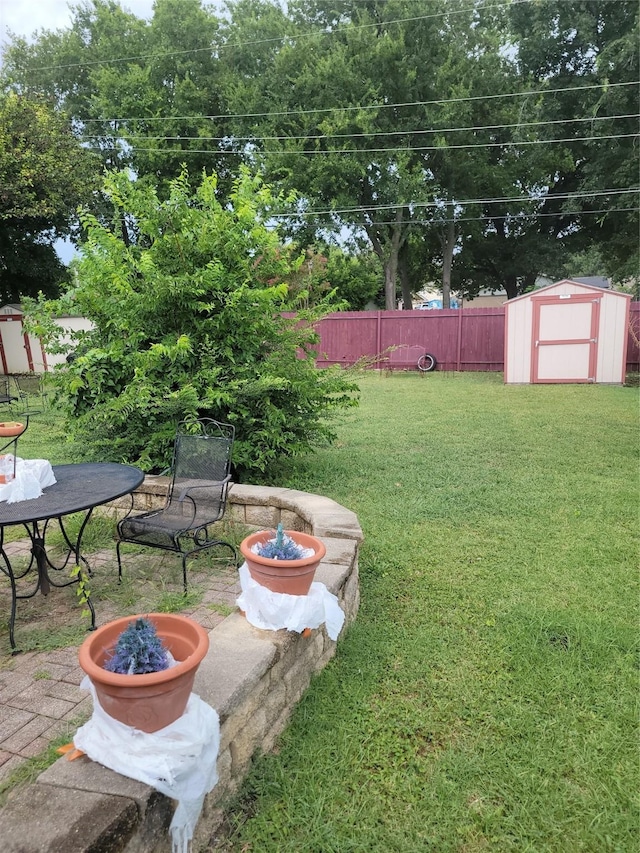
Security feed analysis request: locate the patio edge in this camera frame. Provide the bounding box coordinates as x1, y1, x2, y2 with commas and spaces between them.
0, 482, 363, 852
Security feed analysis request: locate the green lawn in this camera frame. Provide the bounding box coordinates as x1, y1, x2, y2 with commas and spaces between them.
216, 372, 639, 853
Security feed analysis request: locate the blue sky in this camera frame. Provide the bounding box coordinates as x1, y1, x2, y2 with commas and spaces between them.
0, 0, 155, 47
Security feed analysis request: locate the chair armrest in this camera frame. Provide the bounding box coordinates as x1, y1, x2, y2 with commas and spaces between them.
176, 474, 231, 503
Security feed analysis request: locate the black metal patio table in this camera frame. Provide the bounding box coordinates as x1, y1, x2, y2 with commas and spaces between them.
0, 462, 145, 653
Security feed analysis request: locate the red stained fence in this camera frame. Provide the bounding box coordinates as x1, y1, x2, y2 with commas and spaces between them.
310, 303, 640, 373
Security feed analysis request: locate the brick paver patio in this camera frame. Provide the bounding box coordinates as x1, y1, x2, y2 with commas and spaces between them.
0, 536, 241, 785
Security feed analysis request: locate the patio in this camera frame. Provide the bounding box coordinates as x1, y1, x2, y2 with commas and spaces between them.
0, 479, 362, 852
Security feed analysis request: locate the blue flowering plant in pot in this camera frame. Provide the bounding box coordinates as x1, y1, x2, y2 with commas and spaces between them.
79, 613, 209, 732
240, 522, 326, 595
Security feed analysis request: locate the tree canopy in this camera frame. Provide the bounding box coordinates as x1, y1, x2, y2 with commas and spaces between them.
2, 0, 638, 303
0, 92, 100, 303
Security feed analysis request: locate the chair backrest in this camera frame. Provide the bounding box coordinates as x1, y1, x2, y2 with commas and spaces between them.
168, 419, 235, 517
13, 374, 43, 396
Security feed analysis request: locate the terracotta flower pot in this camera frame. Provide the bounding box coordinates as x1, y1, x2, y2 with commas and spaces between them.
0, 422, 25, 437
78, 613, 209, 733
240, 530, 326, 595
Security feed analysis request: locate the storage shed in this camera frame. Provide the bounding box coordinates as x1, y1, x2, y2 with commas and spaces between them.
504, 279, 631, 384
0, 305, 94, 375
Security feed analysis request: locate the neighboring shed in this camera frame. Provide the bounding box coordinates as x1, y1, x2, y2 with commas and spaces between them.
0, 305, 48, 374
0, 305, 94, 374
504, 279, 631, 384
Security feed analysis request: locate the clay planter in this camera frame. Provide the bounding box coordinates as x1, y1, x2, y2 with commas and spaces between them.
78, 613, 209, 733
240, 530, 326, 595
0, 422, 25, 437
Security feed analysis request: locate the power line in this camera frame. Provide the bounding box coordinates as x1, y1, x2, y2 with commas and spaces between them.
340, 207, 640, 227
87, 132, 639, 156
266, 188, 639, 218
25, 1, 527, 73
91, 113, 638, 144
80, 80, 639, 125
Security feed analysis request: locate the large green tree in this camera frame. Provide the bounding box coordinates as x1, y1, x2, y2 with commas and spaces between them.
4, 0, 637, 301
222, 0, 450, 309
221, 0, 581, 304
0, 92, 99, 302
2, 0, 234, 198
508, 0, 639, 287
27, 168, 358, 479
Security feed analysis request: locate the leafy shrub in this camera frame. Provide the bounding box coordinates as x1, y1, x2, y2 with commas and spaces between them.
26, 168, 358, 480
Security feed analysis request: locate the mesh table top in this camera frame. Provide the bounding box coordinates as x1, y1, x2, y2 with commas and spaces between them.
0, 462, 144, 526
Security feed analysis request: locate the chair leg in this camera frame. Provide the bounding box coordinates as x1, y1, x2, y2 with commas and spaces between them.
218, 540, 239, 568
181, 553, 189, 595
115, 540, 124, 583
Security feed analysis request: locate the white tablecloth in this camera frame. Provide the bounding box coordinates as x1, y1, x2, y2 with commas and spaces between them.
75, 678, 219, 853
0, 456, 56, 503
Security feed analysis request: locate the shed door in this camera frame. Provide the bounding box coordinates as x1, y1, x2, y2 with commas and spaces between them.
531, 295, 600, 383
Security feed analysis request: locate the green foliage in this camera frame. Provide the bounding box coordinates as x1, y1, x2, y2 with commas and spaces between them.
0, 92, 100, 302
28, 167, 358, 479
323, 246, 382, 309
4, 1, 637, 302
508, 0, 640, 290
275, 244, 382, 309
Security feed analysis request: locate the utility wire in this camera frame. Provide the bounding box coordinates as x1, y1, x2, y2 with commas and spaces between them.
90, 113, 638, 144
336, 207, 640, 227
264, 188, 640, 218
80, 80, 638, 125
87, 132, 639, 155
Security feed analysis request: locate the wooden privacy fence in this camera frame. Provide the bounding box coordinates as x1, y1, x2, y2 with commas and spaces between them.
310, 304, 640, 373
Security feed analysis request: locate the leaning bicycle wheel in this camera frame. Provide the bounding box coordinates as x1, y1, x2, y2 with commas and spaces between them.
417, 353, 437, 372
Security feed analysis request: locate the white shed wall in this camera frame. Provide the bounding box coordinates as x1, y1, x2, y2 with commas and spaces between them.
46, 317, 95, 369
595, 292, 629, 383
504, 297, 533, 383
504, 280, 630, 384
0, 312, 94, 374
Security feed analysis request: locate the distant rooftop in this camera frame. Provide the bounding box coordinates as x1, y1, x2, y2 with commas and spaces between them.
566, 276, 611, 289
535, 275, 611, 290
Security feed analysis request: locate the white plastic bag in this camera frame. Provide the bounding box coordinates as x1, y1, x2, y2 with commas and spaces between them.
237, 563, 345, 640
0, 456, 56, 503
74, 678, 220, 853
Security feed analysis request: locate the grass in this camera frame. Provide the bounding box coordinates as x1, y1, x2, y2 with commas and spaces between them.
212, 372, 639, 853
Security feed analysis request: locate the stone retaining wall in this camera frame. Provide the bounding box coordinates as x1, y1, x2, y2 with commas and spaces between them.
0, 482, 362, 852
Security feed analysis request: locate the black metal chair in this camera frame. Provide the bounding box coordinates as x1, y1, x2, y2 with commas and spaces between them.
0, 377, 18, 412
116, 419, 237, 592
12, 374, 48, 415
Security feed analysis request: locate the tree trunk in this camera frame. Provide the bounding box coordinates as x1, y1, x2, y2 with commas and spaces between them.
441, 218, 456, 309
365, 212, 405, 310
503, 274, 518, 300
398, 243, 413, 309
383, 254, 399, 310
